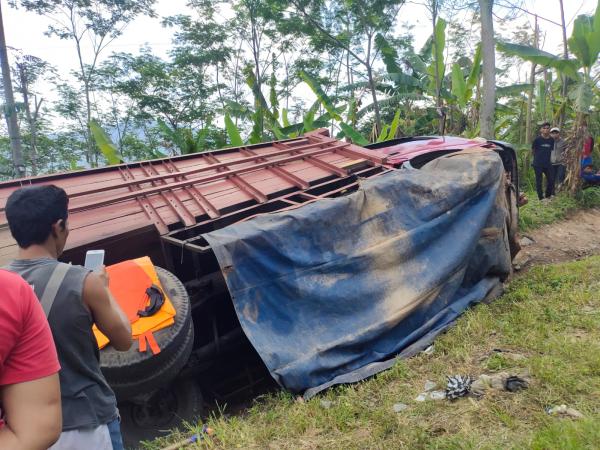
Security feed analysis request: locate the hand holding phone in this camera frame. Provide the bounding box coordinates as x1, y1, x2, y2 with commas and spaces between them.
84, 250, 105, 271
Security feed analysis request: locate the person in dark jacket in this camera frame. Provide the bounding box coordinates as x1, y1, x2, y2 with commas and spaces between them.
5, 185, 132, 450
531, 122, 555, 200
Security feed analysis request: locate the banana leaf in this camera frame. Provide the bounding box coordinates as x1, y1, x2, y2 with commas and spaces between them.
339, 123, 369, 146
496, 41, 581, 80
466, 44, 482, 94
375, 33, 402, 75
496, 83, 534, 97
224, 112, 244, 147
377, 125, 390, 142
356, 93, 425, 119
89, 120, 121, 165
427, 18, 446, 95
282, 108, 291, 127
451, 63, 468, 108
388, 109, 402, 140
299, 70, 342, 122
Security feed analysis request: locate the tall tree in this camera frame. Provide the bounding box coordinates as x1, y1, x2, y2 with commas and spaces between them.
14, 55, 53, 175
478, 0, 495, 139
13, 0, 156, 165
270, 0, 405, 132
0, 1, 25, 177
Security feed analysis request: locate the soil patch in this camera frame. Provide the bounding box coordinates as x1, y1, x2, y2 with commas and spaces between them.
513, 208, 600, 270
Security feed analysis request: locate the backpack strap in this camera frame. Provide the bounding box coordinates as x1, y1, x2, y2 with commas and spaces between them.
40, 263, 70, 318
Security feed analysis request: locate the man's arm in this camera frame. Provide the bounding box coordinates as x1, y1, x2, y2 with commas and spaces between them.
83, 269, 132, 351
0, 374, 61, 450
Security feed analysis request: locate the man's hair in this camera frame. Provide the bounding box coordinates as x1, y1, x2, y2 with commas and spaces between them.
5, 185, 69, 248
540, 121, 551, 128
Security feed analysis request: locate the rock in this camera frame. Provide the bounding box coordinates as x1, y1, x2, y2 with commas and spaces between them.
512, 252, 530, 267
415, 390, 446, 402
320, 400, 332, 409
492, 349, 526, 361
423, 345, 435, 355
520, 236, 535, 246
415, 393, 428, 402
424, 380, 437, 392
546, 404, 584, 419
393, 403, 408, 413
429, 390, 446, 400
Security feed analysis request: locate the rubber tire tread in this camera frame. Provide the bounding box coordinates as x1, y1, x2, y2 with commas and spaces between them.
100, 266, 192, 391
109, 321, 194, 400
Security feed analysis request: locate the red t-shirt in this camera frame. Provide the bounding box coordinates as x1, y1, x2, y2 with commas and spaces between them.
0, 269, 60, 403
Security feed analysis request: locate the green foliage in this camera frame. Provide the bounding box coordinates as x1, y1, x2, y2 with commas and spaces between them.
388, 109, 401, 140
496, 42, 581, 80
224, 113, 244, 147
299, 70, 343, 122
89, 120, 121, 165
339, 123, 369, 146
375, 33, 402, 75
451, 63, 468, 108
568, 1, 600, 72
427, 17, 446, 95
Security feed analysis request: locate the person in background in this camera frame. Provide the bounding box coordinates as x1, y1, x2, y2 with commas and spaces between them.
5, 185, 132, 450
581, 157, 600, 185
0, 269, 62, 450
550, 127, 567, 189
531, 122, 555, 200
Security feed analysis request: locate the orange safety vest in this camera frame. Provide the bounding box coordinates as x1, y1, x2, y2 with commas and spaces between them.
93, 257, 176, 355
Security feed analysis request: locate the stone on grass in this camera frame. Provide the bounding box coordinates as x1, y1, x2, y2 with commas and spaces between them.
393, 403, 408, 413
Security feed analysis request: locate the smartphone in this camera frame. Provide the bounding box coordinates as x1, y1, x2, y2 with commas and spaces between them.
84, 250, 105, 271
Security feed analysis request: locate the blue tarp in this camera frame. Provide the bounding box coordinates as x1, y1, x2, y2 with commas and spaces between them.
204, 149, 512, 398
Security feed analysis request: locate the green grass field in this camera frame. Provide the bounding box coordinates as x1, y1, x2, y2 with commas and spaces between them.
146, 256, 600, 450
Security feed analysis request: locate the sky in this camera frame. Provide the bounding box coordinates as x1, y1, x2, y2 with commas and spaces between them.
1, 0, 597, 106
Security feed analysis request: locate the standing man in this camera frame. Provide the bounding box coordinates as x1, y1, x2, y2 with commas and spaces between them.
5, 185, 133, 450
550, 127, 567, 189
531, 122, 555, 200
0, 270, 62, 450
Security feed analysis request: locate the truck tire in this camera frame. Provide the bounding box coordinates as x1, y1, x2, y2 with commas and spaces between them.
119, 378, 203, 449
100, 267, 194, 400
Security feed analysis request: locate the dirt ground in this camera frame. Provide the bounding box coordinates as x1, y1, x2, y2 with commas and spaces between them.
513, 208, 600, 270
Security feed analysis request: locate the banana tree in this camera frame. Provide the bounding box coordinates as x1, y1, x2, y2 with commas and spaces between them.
298, 70, 370, 144
497, 0, 600, 193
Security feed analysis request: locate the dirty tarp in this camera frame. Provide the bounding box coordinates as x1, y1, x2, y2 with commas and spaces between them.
203, 149, 512, 398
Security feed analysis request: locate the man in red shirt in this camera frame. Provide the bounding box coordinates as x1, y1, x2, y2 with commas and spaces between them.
0, 269, 62, 449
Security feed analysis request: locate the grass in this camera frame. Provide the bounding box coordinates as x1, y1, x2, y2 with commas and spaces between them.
145, 256, 600, 450
518, 188, 600, 231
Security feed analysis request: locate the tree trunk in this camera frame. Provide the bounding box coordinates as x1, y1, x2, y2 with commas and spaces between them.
431, 8, 444, 135
564, 113, 586, 194
18, 64, 39, 175
525, 15, 539, 143
478, 0, 496, 139
0, 2, 26, 178
365, 33, 381, 134
558, 0, 569, 129
366, 63, 381, 135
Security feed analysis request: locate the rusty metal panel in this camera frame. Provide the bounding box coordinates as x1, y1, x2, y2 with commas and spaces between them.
0, 130, 387, 257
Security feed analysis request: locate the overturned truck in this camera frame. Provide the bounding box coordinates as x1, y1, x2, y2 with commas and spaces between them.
0, 130, 519, 444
